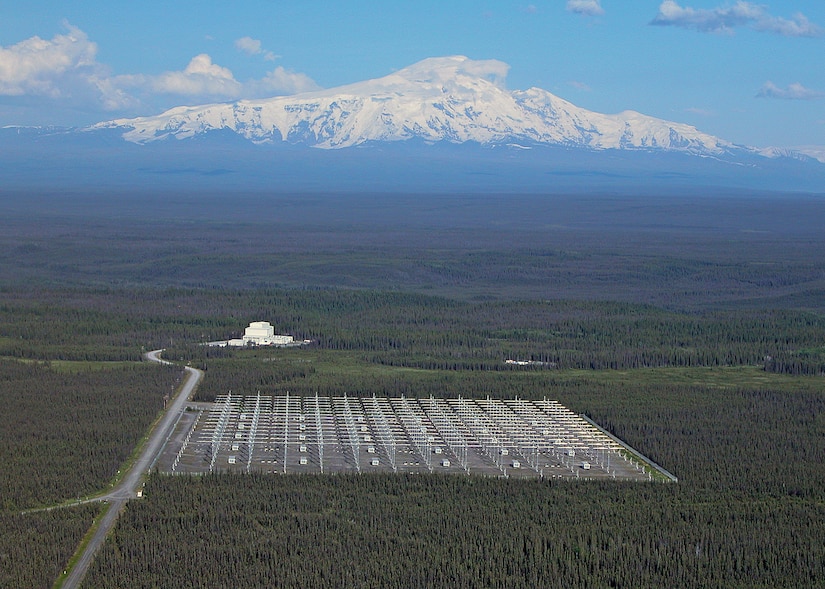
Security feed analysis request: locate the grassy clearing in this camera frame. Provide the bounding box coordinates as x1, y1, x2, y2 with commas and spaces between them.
218, 347, 820, 394
0, 357, 135, 373
48, 360, 137, 373
557, 365, 819, 390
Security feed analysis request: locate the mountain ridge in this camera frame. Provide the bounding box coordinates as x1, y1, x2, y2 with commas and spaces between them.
90, 56, 741, 155
4, 56, 823, 194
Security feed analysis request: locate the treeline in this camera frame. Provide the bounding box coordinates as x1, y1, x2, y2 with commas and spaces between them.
154, 290, 825, 377
3, 287, 824, 374
764, 348, 825, 375
188, 352, 316, 398
562, 380, 825, 500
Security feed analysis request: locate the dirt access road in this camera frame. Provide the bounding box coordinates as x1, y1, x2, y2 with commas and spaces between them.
59, 351, 202, 589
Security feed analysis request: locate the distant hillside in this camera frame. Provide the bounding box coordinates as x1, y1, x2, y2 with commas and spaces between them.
1, 125, 823, 194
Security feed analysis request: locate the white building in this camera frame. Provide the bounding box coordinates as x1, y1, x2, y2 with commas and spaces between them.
227, 321, 294, 347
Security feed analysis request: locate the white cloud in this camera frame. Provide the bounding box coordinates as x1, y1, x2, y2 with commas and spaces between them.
568, 80, 592, 91
685, 107, 715, 117
151, 54, 242, 97
114, 54, 320, 101
0, 25, 320, 122
235, 36, 262, 55
650, 0, 757, 33
235, 36, 278, 61
650, 1, 823, 37
0, 22, 144, 113
248, 66, 321, 95
756, 81, 824, 100
0, 23, 98, 98
566, 0, 604, 17
753, 12, 822, 37
458, 58, 510, 88
91, 75, 142, 110
139, 54, 320, 98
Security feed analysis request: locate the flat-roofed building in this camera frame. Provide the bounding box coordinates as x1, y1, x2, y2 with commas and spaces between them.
240, 321, 294, 346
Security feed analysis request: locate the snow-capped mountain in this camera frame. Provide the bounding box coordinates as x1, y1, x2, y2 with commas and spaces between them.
92, 56, 735, 155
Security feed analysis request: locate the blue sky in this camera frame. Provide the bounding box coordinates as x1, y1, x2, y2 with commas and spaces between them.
0, 1, 822, 150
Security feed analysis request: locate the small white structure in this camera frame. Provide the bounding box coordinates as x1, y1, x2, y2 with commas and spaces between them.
511, 460, 521, 469
227, 456, 236, 464
370, 458, 380, 466
582, 462, 591, 470
441, 459, 451, 467
299, 456, 308, 465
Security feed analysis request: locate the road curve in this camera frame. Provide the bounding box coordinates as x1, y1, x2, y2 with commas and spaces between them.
60, 351, 202, 589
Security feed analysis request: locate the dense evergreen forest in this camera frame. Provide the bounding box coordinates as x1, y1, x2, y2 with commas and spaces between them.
2, 287, 824, 375
2, 192, 825, 310
0, 359, 183, 510
84, 362, 825, 588
0, 505, 100, 589
0, 357, 183, 589
84, 471, 824, 589
0, 284, 822, 588
1, 191, 823, 587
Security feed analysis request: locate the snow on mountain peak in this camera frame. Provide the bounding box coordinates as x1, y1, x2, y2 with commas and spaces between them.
92, 56, 734, 154
392, 55, 510, 88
